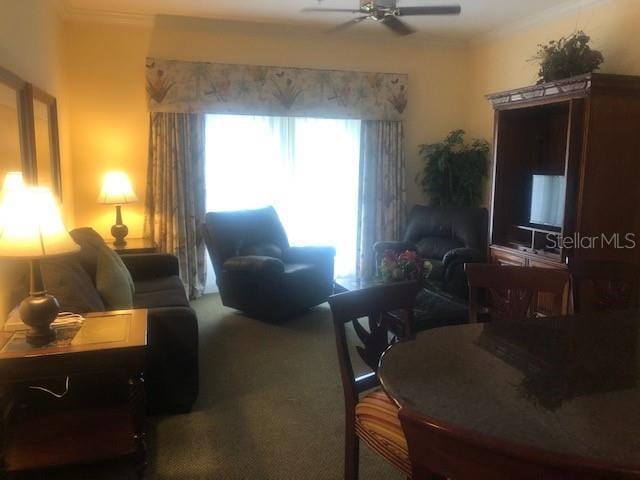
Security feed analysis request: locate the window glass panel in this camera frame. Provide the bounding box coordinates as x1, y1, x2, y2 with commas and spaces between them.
205, 114, 361, 278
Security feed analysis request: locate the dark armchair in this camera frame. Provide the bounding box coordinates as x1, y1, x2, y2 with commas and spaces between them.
204, 206, 336, 320
374, 205, 488, 298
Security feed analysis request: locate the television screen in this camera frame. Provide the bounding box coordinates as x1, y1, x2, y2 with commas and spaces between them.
529, 175, 566, 228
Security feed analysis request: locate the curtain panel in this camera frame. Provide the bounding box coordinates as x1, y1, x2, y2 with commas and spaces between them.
146, 57, 408, 121
145, 112, 207, 299
357, 120, 407, 279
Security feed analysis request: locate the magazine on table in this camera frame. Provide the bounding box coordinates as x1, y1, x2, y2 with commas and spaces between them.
3, 307, 85, 332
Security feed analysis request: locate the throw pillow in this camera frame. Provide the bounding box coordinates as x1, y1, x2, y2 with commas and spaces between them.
41, 256, 106, 313
69, 227, 111, 281
95, 247, 135, 309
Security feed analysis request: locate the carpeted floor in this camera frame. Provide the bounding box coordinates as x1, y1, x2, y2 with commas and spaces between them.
20, 294, 402, 480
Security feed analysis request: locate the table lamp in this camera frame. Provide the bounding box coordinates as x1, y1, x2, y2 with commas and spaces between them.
97, 171, 138, 247
2, 171, 24, 192
0, 186, 80, 346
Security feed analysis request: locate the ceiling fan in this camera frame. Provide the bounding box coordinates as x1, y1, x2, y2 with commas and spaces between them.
302, 0, 462, 36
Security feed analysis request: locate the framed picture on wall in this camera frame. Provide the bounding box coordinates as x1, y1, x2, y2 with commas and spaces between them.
0, 66, 33, 187
27, 85, 62, 199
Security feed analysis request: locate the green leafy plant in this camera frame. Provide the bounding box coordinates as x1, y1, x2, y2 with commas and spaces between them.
416, 130, 489, 207
532, 30, 604, 84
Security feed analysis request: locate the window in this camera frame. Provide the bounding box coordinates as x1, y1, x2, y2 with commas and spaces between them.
205, 114, 361, 278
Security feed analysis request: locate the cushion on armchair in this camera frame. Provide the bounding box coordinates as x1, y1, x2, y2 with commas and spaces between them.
414, 237, 463, 261
442, 247, 486, 267
223, 255, 285, 275
373, 241, 416, 254
238, 242, 283, 259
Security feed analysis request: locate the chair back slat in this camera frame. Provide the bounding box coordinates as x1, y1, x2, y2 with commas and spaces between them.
328, 281, 421, 411
569, 259, 640, 313
465, 264, 569, 322
329, 281, 422, 323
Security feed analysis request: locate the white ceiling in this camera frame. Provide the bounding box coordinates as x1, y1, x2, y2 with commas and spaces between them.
60, 0, 593, 39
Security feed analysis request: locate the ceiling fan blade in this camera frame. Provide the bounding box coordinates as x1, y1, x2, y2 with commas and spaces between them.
382, 15, 415, 36
396, 5, 461, 16
327, 16, 369, 34
301, 8, 363, 13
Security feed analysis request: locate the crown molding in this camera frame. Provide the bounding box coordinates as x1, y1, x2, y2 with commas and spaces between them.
149, 14, 467, 49
52, 2, 467, 48
55, 0, 154, 27
472, 0, 611, 44
55, 0, 607, 43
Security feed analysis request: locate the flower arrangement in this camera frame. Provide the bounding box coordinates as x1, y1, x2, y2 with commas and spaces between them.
531, 31, 604, 84
378, 250, 428, 283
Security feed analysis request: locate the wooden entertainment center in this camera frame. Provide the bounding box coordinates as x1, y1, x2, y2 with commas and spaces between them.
487, 73, 640, 271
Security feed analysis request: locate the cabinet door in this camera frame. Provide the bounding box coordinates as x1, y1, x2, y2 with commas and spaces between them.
491, 249, 525, 267
528, 259, 569, 315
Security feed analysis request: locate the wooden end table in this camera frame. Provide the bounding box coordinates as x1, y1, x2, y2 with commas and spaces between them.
0, 309, 148, 477
106, 238, 157, 255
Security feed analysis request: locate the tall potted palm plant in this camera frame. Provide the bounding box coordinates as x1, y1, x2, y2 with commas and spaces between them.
416, 129, 489, 207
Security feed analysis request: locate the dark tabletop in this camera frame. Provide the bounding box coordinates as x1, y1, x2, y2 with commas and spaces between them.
379, 310, 640, 468
334, 276, 469, 332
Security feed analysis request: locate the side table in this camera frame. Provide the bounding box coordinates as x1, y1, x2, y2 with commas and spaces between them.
106, 238, 157, 255
0, 309, 148, 477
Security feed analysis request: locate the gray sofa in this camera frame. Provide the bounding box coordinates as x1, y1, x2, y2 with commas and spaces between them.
11, 228, 199, 414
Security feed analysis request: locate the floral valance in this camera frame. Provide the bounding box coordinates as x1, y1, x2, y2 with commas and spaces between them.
146, 58, 408, 120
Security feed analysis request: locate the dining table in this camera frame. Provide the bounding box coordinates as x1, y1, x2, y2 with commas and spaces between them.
378, 309, 640, 479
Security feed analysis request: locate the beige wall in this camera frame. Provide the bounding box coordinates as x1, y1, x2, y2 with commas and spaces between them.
3, 0, 638, 318
63, 0, 640, 231
0, 0, 74, 219
467, 0, 640, 204
64, 16, 471, 237
0, 0, 73, 319
64, 22, 151, 238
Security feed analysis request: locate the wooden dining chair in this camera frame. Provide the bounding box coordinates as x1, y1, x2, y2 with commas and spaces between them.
328, 281, 422, 480
398, 406, 623, 480
465, 264, 570, 322
569, 259, 640, 314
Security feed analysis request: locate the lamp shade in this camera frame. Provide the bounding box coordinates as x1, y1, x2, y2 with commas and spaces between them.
2, 171, 24, 192
0, 172, 24, 208
0, 186, 79, 258
98, 171, 138, 205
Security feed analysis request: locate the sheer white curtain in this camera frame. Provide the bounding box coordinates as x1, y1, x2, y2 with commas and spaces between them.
205, 114, 361, 277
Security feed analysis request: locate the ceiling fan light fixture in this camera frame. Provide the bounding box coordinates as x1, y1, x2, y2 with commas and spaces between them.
303, 1, 461, 36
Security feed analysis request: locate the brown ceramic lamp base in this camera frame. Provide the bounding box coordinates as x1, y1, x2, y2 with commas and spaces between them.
111, 205, 129, 247
19, 259, 59, 347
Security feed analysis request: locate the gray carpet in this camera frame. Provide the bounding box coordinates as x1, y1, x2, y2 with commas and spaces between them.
20, 294, 402, 479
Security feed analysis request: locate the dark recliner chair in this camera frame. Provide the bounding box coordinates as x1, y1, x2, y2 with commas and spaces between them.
204, 206, 336, 320
374, 205, 488, 299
